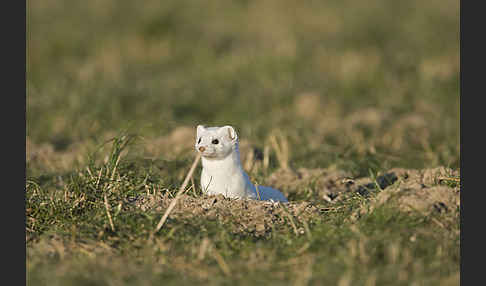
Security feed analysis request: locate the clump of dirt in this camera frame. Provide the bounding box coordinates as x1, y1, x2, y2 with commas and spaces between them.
132, 193, 320, 237
266, 167, 355, 202
266, 166, 459, 212
351, 167, 460, 219
265, 166, 408, 204
265, 166, 460, 224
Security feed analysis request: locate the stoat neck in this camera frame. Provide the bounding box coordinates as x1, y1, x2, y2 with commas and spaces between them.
201, 143, 243, 174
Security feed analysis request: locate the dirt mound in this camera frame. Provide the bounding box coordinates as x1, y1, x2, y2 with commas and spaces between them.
131, 167, 459, 236
266, 167, 354, 202
133, 193, 320, 237
266, 166, 459, 209
352, 167, 460, 220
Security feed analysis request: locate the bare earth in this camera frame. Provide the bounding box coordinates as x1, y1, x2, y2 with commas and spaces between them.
131, 166, 459, 237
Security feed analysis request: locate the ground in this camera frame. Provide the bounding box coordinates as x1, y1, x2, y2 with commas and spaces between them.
27, 0, 459, 285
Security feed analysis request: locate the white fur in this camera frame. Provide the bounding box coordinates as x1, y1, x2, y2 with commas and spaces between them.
195, 125, 288, 203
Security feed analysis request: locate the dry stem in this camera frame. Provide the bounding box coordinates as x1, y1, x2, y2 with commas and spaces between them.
104, 194, 115, 232
153, 153, 201, 234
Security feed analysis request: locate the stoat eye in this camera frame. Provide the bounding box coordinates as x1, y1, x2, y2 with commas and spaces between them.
198, 138, 201, 144
212, 139, 219, 144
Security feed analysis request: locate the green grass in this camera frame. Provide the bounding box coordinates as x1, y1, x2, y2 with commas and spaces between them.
27, 0, 459, 285
26, 135, 459, 285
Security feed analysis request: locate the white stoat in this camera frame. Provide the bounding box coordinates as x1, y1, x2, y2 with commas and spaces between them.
194, 125, 288, 203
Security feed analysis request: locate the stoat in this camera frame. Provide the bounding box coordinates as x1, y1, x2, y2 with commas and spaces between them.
195, 125, 288, 203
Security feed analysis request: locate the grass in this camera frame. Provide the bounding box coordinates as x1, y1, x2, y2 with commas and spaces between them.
27, 0, 459, 285
26, 135, 459, 285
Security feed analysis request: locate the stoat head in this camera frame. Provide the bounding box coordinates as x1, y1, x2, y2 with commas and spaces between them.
195, 125, 238, 159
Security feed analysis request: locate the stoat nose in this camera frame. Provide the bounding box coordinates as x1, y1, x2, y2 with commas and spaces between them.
199, 146, 206, 152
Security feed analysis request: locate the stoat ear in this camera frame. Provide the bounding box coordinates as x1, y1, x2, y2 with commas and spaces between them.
196, 125, 205, 137
220, 125, 238, 142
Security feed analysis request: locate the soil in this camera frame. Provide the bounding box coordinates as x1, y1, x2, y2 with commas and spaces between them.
131, 166, 459, 237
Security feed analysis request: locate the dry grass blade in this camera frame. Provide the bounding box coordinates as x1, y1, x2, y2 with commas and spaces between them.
263, 145, 270, 171
269, 132, 290, 170
320, 206, 345, 213
255, 182, 262, 201
86, 166, 94, 179
110, 155, 121, 181
244, 148, 254, 171
153, 153, 202, 234
438, 176, 460, 182
212, 248, 231, 276
104, 194, 115, 232
197, 237, 211, 261
95, 168, 103, 189
190, 176, 196, 196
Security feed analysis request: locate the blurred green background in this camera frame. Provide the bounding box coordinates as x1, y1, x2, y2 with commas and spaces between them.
27, 0, 459, 176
